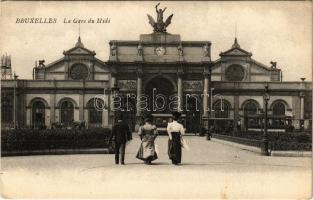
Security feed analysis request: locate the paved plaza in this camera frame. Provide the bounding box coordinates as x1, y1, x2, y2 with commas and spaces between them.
0, 135, 311, 199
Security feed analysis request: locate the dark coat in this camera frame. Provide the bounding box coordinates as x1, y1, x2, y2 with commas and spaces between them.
109, 121, 132, 143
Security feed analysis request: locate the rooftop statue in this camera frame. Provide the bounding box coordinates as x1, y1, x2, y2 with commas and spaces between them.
147, 3, 173, 33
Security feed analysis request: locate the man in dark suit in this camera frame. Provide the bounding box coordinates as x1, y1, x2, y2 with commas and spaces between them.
109, 115, 132, 165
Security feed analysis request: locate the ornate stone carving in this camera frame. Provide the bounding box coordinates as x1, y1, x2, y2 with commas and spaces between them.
147, 3, 173, 33
110, 41, 117, 56
183, 80, 203, 91
137, 42, 143, 56
178, 44, 183, 56
117, 80, 137, 91
203, 43, 210, 57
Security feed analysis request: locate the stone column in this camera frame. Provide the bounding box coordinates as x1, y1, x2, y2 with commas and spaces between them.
300, 78, 306, 120
50, 94, 55, 125
202, 73, 209, 118
177, 74, 183, 112
79, 93, 84, 121
300, 96, 304, 119
136, 72, 143, 117
233, 94, 239, 132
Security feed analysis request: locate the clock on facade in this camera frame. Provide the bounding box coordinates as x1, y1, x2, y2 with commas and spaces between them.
155, 46, 165, 56
70, 63, 89, 80
225, 64, 245, 81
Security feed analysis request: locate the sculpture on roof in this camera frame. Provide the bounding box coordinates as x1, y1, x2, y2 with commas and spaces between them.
38, 60, 45, 68
270, 61, 277, 69
147, 3, 173, 33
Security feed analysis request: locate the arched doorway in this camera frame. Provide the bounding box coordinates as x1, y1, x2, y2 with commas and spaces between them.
185, 95, 201, 133
243, 100, 261, 129
271, 100, 287, 128
1, 97, 13, 128
212, 100, 232, 133
144, 76, 176, 113
32, 101, 46, 129
60, 100, 74, 125
87, 98, 103, 128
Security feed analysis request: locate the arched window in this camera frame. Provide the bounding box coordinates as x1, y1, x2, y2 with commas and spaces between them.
61, 101, 74, 125
243, 101, 258, 116
32, 101, 45, 129
1, 97, 13, 126
272, 102, 285, 116
87, 98, 103, 127
243, 100, 260, 128
213, 100, 230, 118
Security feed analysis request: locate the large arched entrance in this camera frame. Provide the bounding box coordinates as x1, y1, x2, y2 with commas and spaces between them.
32, 101, 46, 129
144, 76, 176, 113
60, 100, 74, 125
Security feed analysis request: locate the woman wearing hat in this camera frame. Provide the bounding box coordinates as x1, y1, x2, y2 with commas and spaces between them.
136, 114, 158, 164
167, 111, 185, 165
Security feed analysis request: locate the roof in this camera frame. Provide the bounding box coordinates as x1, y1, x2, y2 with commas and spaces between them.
219, 38, 253, 57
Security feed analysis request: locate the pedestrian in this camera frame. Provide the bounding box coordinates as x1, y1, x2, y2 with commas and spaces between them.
167, 111, 185, 165
136, 114, 158, 164
109, 114, 132, 165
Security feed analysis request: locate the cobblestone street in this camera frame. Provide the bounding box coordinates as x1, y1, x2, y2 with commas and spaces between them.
1, 135, 311, 199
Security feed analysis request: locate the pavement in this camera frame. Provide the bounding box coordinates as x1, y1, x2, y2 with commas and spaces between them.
0, 135, 311, 199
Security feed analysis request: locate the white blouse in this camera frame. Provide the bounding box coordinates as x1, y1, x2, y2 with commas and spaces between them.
167, 120, 185, 135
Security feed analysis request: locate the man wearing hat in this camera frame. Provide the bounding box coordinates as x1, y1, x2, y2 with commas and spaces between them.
109, 114, 132, 165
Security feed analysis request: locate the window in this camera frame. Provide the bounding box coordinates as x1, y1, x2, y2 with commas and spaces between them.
272, 102, 285, 116
70, 63, 89, 80
244, 101, 258, 116
61, 101, 74, 124
87, 98, 103, 126
1, 97, 13, 125
213, 100, 230, 118
32, 101, 45, 129
225, 64, 245, 81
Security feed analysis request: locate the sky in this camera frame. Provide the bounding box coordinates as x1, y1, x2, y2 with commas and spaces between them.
0, 1, 312, 81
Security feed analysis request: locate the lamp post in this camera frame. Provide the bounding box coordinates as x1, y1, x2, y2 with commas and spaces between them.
13, 73, 18, 129
262, 85, 270, 156
111, 83, 120, 126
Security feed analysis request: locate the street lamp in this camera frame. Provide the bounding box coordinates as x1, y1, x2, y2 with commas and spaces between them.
111, 83, 120, 125
262, 85, 270, 156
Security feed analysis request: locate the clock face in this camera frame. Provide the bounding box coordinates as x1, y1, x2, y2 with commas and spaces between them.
155, 46, 165, 56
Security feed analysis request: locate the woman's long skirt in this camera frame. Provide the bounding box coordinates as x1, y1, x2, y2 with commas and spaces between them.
136, 140, 158, 162
168, 132, 181, 164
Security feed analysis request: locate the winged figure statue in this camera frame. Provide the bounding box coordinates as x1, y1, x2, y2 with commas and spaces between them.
147, 3, 174, 33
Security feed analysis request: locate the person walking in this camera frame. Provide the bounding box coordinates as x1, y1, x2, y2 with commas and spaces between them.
109, 114, 132, 165
167, 111, 185, 165
136, 114, 158, 164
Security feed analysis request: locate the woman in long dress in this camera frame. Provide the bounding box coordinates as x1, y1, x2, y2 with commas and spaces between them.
167, 111, 185, 165
136, 114, 158, 164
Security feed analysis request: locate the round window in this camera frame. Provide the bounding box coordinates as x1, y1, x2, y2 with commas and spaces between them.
225, 65, 245, 81
70, 64, 89, 80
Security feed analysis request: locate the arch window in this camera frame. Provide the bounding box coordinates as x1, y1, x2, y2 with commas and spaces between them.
272, 102, 286, 116
213, 100, 230, 118
60, 101, 74, 125
87, 98, 103, 127
1, 97, 13, 125
32, 101, 46, 129
243, 101, 258, 116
